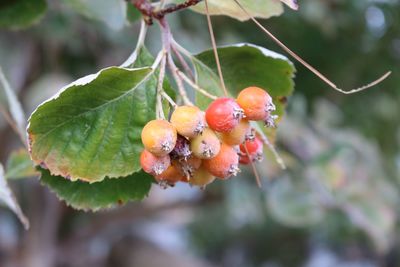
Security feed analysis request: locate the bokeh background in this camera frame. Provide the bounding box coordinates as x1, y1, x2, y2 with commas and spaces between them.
1, 0, 400, 266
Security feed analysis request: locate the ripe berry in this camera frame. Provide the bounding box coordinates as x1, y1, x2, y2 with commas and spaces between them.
239, 136, 264, 164
155, 164, 185, 184
171, 105, 206, 138
189, 166, 215, 187
170, 135, 191, 160
140, 150, 171, 176
190, 128, 221, 159
236, 86, 275, 121
220, 119, 250, 146
141, 119, 177, 156
203, 143, 239, 179
205, 98, 244, 133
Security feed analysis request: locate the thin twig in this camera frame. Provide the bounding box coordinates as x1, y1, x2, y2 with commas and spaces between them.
243, 143, 262, 188
156, 53, 167, 119
171, 44, 195, 80
161, 91, 178, 108
167, 53, 193, 105
177, 70, 217, 100
204, 0, 228, 96
252, 122, 286, 170
233, 0, 391, 94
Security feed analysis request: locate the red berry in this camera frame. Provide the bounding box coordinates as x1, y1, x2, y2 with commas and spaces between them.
203, 143, 239, 179
236, 86, 275, 121
239, 136, 264, 164
141, 120, 177, 156
205, 98, 244, 133
140, 150, 171, 175
171, 105, 206, 138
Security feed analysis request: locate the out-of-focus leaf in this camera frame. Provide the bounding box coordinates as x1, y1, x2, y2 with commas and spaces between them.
0, 66, 26, 141
0, 0, 47, 29
170, 0, 283, 21
0, 164, 29, 229
6, 149, 38, 180
40, 168, 153, 211
267, 176, 325, 226
27, 67, 157, 182
64, 0, 127, 30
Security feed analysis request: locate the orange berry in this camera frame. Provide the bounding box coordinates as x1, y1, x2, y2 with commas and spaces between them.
237, 86, 275, 121
203, 143, 239, 179
140, 150, 170, 176
190, 128, 221, 159
189, 166, 215, 187
141, 119, 177, 156
220, 119, 251, 145
171, 105, 206, 138
155, 164, 185, 184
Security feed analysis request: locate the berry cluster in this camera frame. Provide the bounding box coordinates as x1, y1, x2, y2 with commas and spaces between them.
140, 86, 276, 188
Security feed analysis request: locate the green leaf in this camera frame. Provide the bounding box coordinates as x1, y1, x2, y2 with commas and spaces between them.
186, 0, 283, 21
28, 66, 157, 182
194, 43, 295, 139
0, 0, 47, 29
64, 0, 127, 30
40, 168, 153, 211
0, 164, 29, 229
5, 149, 38, 180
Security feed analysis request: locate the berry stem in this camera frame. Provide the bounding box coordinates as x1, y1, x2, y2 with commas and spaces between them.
204, 0, 228, 97
232, 0, 391, 94
161, 91, 178, 108
177, 70, 218, 100
252, 122, 286, 170
168, 53, 193, 105
243, 142, 262, 188
171, 44, 195, 80
156, 52, 167, 119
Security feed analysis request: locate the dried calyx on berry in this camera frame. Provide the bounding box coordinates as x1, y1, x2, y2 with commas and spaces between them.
170, 135, 191, 160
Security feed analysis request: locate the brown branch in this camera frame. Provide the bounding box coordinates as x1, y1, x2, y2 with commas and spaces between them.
130, 0, 203, 24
